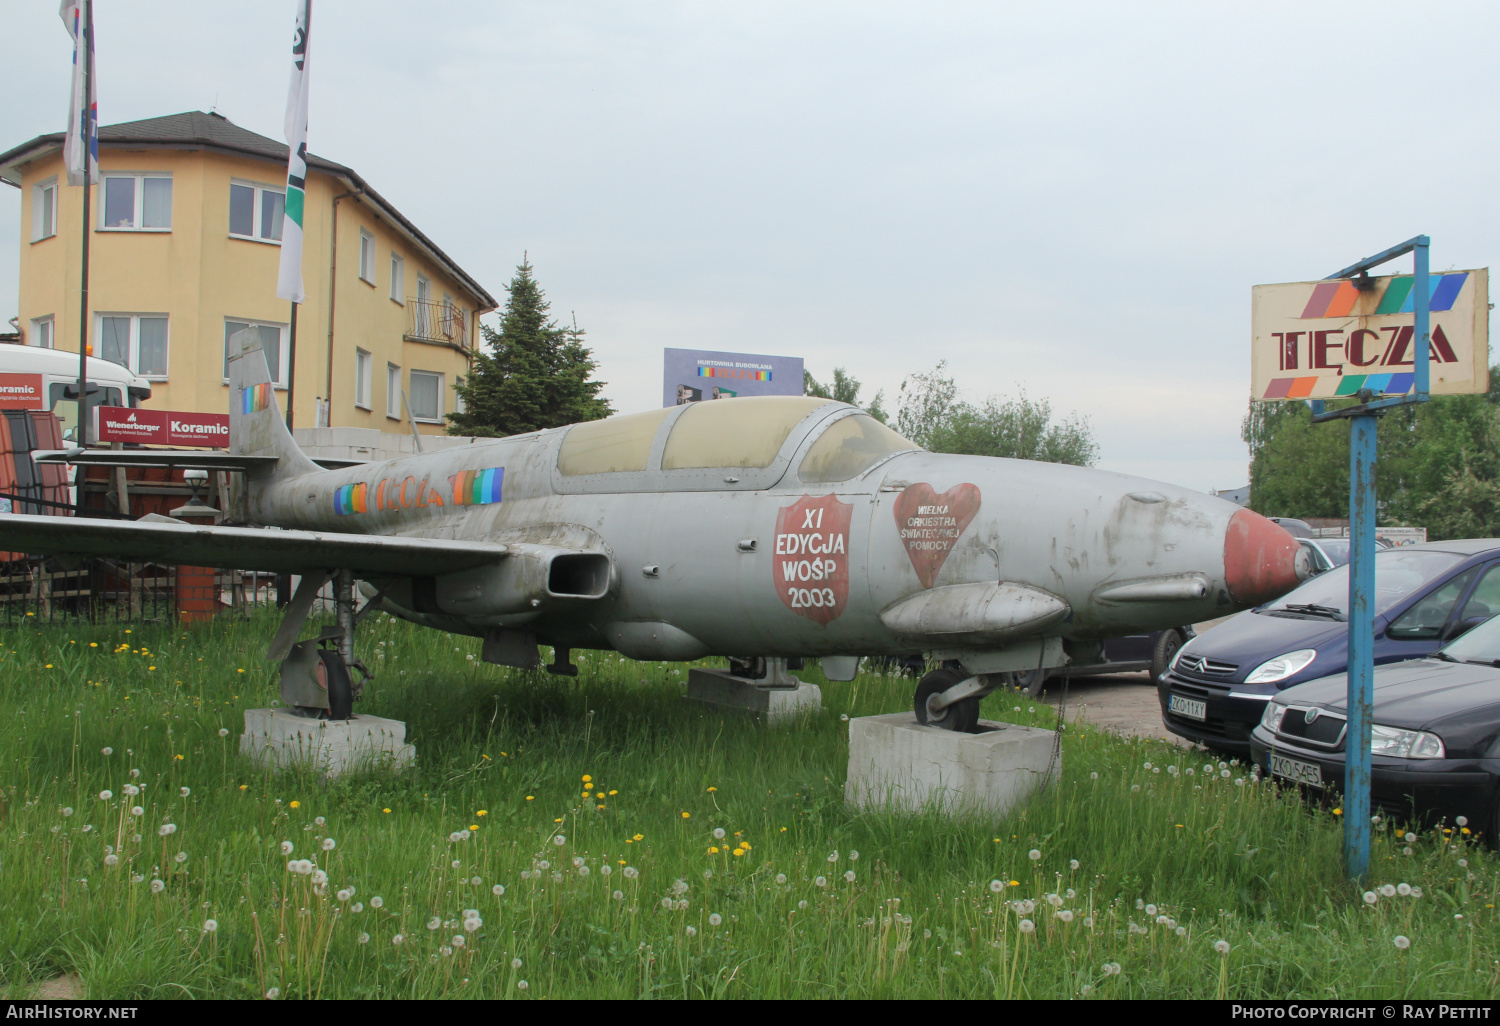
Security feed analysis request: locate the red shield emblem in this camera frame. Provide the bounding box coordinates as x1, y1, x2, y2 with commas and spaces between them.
893, 483, 982, 588
774, 494, 853, 625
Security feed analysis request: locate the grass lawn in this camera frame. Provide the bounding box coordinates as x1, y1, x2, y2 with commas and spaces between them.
1, 611, 1496, 999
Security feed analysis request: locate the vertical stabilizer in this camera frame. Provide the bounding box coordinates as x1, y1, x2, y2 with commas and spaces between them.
227, 327, 320, 479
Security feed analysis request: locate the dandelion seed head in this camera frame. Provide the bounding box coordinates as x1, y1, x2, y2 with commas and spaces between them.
1393, 935, 1411, 950
844, 870, 856, 882
150, 879, 164, 893
174, 851, 187, 864
392, 934, 405, 945
511, 958, 523, 969
612, 889, 624, 900
265, 988, 280, 999
1397, 883, 1412, 896
1214, 940, 1230, 955
989, 880, 1004, 893
708, 913, 722, 926
815, 876, 828, 888
1363, 891, 1378, 905
1018, 919, 1035, 933
517, 980, 529, 991
776, 873, 788, 885
1028, 849, 1041, 861
203, 919, 217, 933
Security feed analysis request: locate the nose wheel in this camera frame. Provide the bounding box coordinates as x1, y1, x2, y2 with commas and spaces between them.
914, 667, 984, 733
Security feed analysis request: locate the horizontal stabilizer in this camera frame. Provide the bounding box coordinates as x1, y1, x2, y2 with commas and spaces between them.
33, 448, 280, 472
0, 513, 510, 577
879, 582, 1069, 646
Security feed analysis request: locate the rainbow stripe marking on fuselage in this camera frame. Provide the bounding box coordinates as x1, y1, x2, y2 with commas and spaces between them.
242, 383, 272, 413
333, 482, 369, 515
452, 467, 504, 507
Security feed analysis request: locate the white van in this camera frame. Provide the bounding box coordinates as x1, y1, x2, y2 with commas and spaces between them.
0, 342, 152, 442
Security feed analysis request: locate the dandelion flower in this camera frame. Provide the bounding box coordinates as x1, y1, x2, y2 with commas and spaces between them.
1214, 940, 1230, 955
150, 879, 165, 893
709, 913, 723, 927
681, 812, 691, 819
1018, 919, 1035, 933
1028, 849, 1041, 861
280, 841, 294, 856
289, 801, 300, 809
1393, 935, 1410, 950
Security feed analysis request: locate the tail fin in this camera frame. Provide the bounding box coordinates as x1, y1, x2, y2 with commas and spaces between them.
227, 327, 320, 479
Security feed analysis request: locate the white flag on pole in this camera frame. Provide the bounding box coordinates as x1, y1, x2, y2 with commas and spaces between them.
277, 0, 311, 304
59, 0, 98, 187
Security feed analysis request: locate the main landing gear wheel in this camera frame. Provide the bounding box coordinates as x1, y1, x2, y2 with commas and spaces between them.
317, 649, 354, 721
914, 667, 980, 733
1012, 667, 1051, 698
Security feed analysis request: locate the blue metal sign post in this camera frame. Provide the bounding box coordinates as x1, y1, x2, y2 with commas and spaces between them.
1310, 235, 1430, 880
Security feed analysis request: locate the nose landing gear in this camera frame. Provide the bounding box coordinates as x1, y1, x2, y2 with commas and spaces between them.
914, 667, 1000, 733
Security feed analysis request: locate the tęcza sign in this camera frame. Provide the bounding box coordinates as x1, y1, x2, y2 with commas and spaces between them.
1251, 269, 1489, 401
95, 407, 230, 448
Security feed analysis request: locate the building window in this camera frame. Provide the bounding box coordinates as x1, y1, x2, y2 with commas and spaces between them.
98, 314, 169, 378
359, 229, 375, 284
229, 181, 285, 242
409, 370, 443, 422
30, 316, 55, 349
390, 252, 405, 303
355, 349, 373, 409
223, 319, 288, 387
386, 363, 401, 419
32, 179, 58, 241
101, 174, 171, 230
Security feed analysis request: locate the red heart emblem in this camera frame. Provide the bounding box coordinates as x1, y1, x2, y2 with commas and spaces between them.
893, 483, 982, 588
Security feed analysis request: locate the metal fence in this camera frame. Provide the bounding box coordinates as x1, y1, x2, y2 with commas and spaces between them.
0, 556, 280, 625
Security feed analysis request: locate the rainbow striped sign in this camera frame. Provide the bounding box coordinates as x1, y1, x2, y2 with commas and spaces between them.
698, 367, 771, 381
333, 482, 369, 515
1251, 269, 1489, 402
452, 467, 503, 507
242, 383, 272, 414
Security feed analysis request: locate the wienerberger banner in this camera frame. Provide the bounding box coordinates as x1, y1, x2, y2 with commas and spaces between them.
96, 407, 230, 448
1251, 269, 1489, 401
0, 373, 45, 410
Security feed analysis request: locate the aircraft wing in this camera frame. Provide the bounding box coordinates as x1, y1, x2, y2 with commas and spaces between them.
32, 448, 284, 472
0, 513, 509, 577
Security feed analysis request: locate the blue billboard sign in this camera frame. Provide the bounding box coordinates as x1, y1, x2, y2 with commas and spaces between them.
662, 348, 805, 407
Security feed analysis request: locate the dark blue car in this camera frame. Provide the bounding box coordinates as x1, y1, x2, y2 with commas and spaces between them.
1158, 539, 1500, 756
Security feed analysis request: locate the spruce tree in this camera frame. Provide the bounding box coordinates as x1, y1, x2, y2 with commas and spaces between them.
447, 259, 613, 437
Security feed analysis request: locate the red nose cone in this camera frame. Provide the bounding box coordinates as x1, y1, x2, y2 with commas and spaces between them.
1223, 509, 1307, 605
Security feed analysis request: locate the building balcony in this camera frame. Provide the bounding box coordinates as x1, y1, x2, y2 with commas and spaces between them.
404, 299, 468, 352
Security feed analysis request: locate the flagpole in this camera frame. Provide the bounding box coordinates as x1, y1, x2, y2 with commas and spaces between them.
75, 0, 93, 447
286, 301, 297, 429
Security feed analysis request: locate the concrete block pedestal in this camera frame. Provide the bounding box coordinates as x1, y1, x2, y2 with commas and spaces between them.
845, 712, 1055, 817
685, 668, 821, 722
240, 708, 415, 778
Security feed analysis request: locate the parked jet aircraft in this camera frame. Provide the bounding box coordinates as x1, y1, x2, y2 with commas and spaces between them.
8, 330, 1311, 730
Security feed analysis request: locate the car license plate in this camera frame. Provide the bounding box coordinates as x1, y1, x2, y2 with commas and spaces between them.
1270, 753, 1323, 788
1168, 694, 1206, 721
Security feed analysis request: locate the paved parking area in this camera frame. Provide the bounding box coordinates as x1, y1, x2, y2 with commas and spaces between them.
1038, 671, 1191, 746
1036, 617, 1234, 748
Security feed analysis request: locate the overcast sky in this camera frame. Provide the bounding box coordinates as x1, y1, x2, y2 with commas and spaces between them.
5, 1, 1497, 491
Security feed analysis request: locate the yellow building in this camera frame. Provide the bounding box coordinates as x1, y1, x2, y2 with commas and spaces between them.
0, 111, 496, 436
